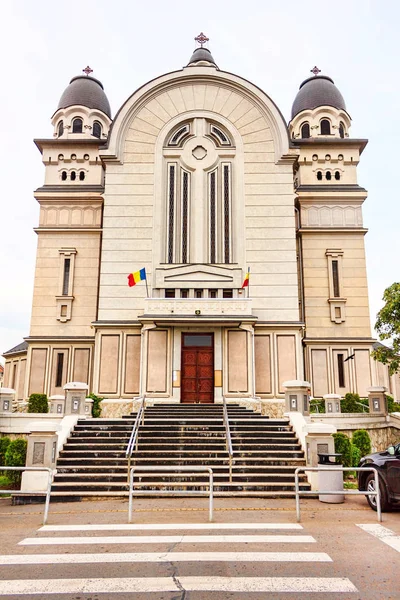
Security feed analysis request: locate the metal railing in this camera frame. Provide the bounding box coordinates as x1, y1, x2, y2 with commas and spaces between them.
0, 466, 54, 525
222, 396, 234, 482
294, 466, 382, 523
128, 466, 214, 523
125, 396, 146, 481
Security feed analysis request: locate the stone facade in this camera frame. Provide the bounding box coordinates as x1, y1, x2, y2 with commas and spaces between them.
3, 38, 399, 409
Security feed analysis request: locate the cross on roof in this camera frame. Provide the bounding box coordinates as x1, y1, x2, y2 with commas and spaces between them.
195, 32, 209, 48
310, 66, 321, 76
82, 65, 93, 76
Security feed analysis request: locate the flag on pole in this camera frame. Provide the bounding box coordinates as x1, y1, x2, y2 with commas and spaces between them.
241, 270, 250, 288
127, 268, 146, 287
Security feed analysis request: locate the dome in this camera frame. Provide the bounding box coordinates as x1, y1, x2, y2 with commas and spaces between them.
57, 75, 111, 118
188, 47, 217, 67
291, 75, 346, 119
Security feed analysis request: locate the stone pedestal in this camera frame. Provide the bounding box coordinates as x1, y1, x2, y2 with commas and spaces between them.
0, 388, 16, 413
49, 395, 65, 415
305, 422, 337, 490
323, 394, 342, 414
367, 386, 388, 416
283, 380, 311, 416
63, 382, 89, 416
21, 422, 60, 492
84, 398, 93, 417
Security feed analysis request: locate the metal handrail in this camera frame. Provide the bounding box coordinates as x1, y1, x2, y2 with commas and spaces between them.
0, 466, 54, 525
222, 396, 234, 482
128, 466, 214, 523
294, 466, 382, 523
125, 396, 146, 480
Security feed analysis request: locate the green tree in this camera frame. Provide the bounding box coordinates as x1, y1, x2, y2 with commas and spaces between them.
372, 282, 400, 375
88, 393, 103, 418
0, 437, 11, 467
28, 394, 49, 413
352, 430, 372, 457
5, 439, 27, 485
333, 433, 352, 468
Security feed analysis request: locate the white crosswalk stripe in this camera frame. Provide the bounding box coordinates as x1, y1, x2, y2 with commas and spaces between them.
0, 521, 357, 596
357, 523, 400, 553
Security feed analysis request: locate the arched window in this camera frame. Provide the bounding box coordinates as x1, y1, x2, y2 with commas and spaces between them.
72, 118, 83, 134
92, 121, 102, 138
326, 171, 332, 181
164, 119, 234, 265
301, 122, 310, 138
71, 171, 76, 181
61, 171, 67, 181
317, 171, 323, 180
339, 122, 345, 138
320, 119, 331, 135
57, 121, 64, 137
79, 171, 85, 181
335, 171, 341, 180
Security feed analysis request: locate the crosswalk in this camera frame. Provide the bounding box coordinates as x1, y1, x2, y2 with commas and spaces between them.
0, 521, 358, 596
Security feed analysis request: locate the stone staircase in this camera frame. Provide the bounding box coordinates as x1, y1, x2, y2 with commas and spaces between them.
51, 402, 310, 499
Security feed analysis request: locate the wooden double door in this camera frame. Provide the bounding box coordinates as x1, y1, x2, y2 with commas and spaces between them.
181, 333, 214, 403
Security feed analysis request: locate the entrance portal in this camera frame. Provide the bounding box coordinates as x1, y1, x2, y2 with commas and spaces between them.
181, 333, 214, 403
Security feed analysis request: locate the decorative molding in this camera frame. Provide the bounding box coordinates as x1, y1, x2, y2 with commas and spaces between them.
301, 205, 363, 228
39, 205, 102, 228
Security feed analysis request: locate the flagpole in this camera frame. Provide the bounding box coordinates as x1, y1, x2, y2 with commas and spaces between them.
247, 266, 250, 299
144, 269, 149, 298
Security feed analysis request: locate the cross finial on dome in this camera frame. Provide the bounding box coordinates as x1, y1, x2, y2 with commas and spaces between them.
82, 65, 93, 77
310, 66, 321, 77
195, 32, 209, 48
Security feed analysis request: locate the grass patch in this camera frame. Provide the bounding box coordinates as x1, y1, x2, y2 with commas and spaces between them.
344, 480, 358, 490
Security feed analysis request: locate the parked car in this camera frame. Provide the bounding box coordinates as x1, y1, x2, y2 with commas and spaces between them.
358, 443, 400, 511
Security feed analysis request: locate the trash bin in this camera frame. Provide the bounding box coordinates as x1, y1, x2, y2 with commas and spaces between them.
317, 453, 344, 504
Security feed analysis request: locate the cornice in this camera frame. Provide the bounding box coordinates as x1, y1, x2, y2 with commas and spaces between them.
34, 228, 102, 233
292, 138, 368, 155
298, 227, 368, 235
34, 138, 103, 154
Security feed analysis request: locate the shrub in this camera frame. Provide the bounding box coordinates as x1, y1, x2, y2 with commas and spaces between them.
352, 429, 372, 457
386, 395, 400, 413
341, 393, 366, 413
88, 393, 103, 418
28, 393, 49, 413
333, 432, 352, 467
309, 399, 325, 414
351, 444, 361, 468
5, 439, 27, 485
0, 437, 11, 466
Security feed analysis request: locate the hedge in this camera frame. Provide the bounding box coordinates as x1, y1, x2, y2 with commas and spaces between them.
5, 439, 27, 485
28, 393, 49, 413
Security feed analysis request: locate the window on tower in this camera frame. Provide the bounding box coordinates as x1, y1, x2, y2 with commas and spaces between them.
93, 121, 102, 138
300, 122, 310, 138
339, 122, 345, 138
57, 121, 64, 137
320, 119, 331, 135
72, 118, 83, 134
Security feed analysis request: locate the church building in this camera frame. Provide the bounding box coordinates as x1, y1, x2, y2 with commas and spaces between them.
3, 35, 398, 410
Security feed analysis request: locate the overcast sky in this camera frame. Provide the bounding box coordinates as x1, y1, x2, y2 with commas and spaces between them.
1, 0, 399, 363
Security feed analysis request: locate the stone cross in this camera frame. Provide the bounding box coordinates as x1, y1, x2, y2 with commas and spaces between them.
195, 32, 209, 48
82, 65, 93, 76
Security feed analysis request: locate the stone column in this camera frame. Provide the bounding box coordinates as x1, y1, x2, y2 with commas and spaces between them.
367, 386, 388, 415
0, 388, 15, 413
283, 380, 312, 416
21, 422, 60, 492
63, 382, 89, 416
49, 395, 65, 415
323, 393, 342, 414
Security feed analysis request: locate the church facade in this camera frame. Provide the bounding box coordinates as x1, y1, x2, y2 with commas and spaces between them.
3, 36, 398, 408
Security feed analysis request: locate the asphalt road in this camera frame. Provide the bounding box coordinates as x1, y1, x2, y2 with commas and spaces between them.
0, 495, 399, 599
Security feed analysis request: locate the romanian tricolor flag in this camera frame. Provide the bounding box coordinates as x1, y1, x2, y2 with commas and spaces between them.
127, 268, 146, 287
241, 271, 250, 288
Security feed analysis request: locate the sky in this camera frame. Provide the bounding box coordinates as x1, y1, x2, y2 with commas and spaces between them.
0, 0, 399, 364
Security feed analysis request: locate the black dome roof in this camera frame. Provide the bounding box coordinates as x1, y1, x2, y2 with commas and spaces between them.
57, 75, 111, 118
188, 47, 217, 67
291, 75, 346, 119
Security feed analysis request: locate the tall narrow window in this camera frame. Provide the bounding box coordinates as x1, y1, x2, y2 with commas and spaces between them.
301, 122, 310, 138
62, 259, 71, 296
320, 119, 331, 135
167, 164, 176, 263
195, 290, 203, 298
209, 170, 216, 263
339, 122, 345, 138
92, 121, 102, 138
337, 354, 345, 388
55, 353, 64, 387
223, 164, 231, 264
72, 118, 83, 133
332, 260, 340, 297
182, 171, 189, 263
12, 363, 17, 390
57, 121, 64, 137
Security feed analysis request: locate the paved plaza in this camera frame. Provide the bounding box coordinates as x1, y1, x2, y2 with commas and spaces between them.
0, 495, 399, 599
